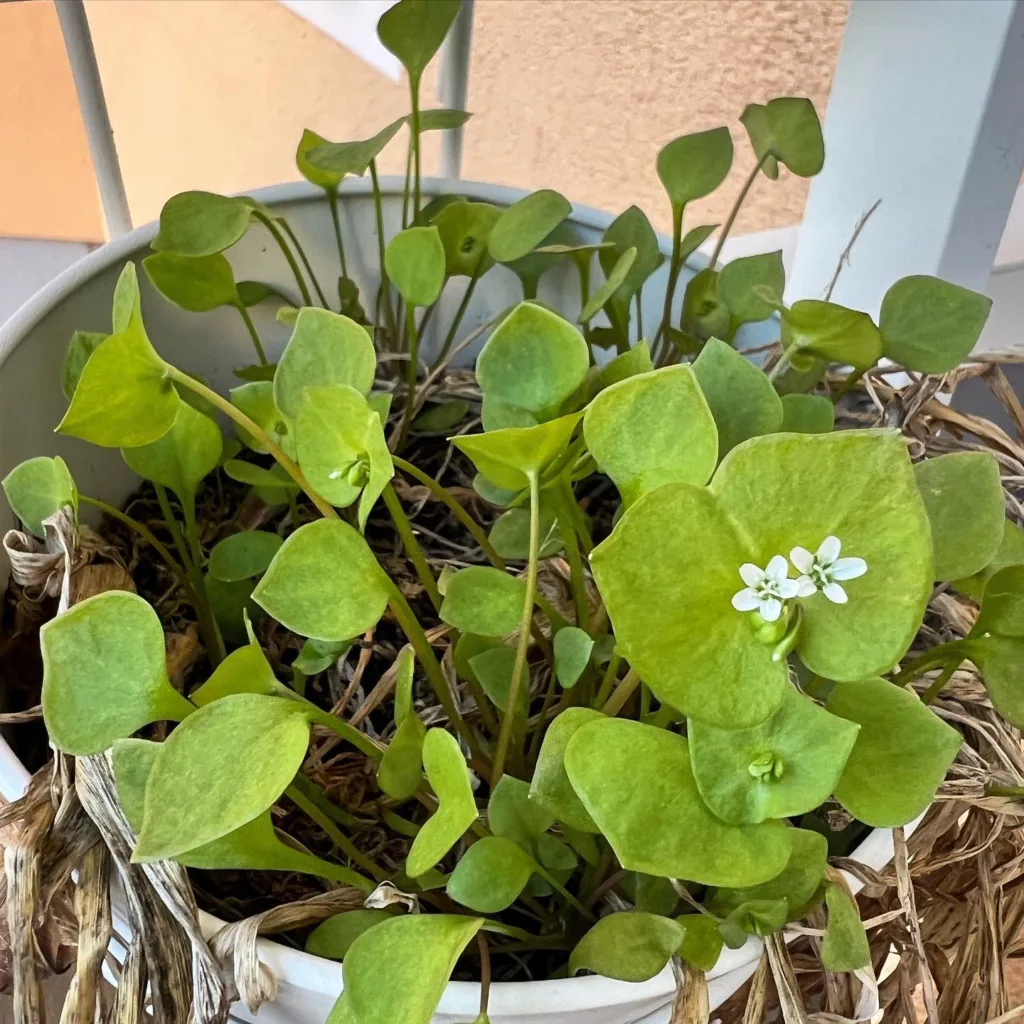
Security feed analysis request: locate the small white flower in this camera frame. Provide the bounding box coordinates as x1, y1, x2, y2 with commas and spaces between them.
790, 535, 867, 605
731, 555, 800, 622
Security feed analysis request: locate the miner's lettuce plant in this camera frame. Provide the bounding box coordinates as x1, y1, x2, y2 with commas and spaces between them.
0, 1, 1012, 1021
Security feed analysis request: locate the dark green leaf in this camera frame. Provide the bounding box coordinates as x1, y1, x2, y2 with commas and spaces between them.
779, 393, 834, 434
447, 836, 534, 913
434, 201, 501, 278
820, 883, 870, 971
681, 268, 730, 343
579, 247, 636, 324
488, 190, 572, 264
954, 520, 1024, 601
570, 912, 684, 982
782, 300, 882, 371
657, 128, 733, 208
306, 118, 407, 179
741, 97, 824, 179
208, 531, 283, 583
377, 0, 462, 81
553, 627, 594, 689
62, 330, 107, 400
412, 400, 471, 434
718, 251, 785, 326
143, 252, 239, 312
152, 191, 253, 257
677, 915, 724, 971
488, 507, 562, 560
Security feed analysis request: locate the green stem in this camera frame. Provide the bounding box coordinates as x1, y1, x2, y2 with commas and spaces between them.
303, 704, 384, 762
288, 773, 359, 828
398, 306, 421, 450
382, 482, 441, 610
409, 72, 422, 218
234, 302, 269, 365
896, 641, 967, 686
635, 292, 644, 341
327, 188, 349, 279
526, 668, 560, 764
434, 268, 481, 368
252, 210, 313, 307
285, 785, 383, 887
402, 139, 413, 228
491, 471, 541, 787
165, 366, 338, 520
393, 456, 505, 569
279, 218, 330, 308
593, 653, 622, 710
920, 659, 963, 706
578, 258, 591, 313
369, 160, 399, 346
153, 484, 194, 572
181, 495, 203, 569
554, 475, 590, 632
654, 204, 684, 354
603, 667, 640, 716
707, 154, 768, 269
382, 809, 420, 837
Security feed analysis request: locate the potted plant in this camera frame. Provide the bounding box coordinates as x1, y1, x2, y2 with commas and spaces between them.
0, 3, 1015, 1022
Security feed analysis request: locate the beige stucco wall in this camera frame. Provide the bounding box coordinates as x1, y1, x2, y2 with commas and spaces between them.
0, 0, 847, 243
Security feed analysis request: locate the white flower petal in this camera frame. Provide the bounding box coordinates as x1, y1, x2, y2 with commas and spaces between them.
759, 596, 783, 622
776, 578, 801, 599
795, 576, 817, 598
765, 554, 790, 582
831, 556, 867, 581
816, 535, 841, 565
732, 588, 761, 612
789, 547, 814, 574
739, 563, 765, 587
822, 581, 848, 604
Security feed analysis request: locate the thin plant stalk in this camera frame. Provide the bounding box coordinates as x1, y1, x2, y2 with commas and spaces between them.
554, 475, 590, 632
153, 484, 193, 572
602, 667, 640, 716
491, 471, 541, 787
392, 455, 505, 569
381, 481, 441, 610
279, 218, 330, 308
402, 142, 413, 228
654, 203, 684, 356
894, 641, 967, 685
409, 73, 423, 218
635, 292, 644, 341
398, 306, 421, 450
233, 303, 269, 365
433, 266, 482, 368
180, 495, 204, 569
326, 188, 349, 279
165, 366, 337, 519
251, 210, 313, 307
593, 653, 622, 710
369, 159, 399, 345
707, 153, 768, 269
920, 660, 962, 705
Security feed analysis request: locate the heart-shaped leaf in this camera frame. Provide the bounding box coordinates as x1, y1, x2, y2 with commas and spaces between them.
122, 401, 222, 502
378, 648, 425, 800
274, 308, 377, 420
377, 0, 461, 81
827, 677, 962, 827
296, 128, 344, 191
623, 874, 678, 917
693, 338, 783, 458
440, 566, 526, 637
133, 693, 309, 862
719, 899, 789, 947
488, 506, 563, 560
579, 247, 636, 324
447, 836, 534, 913
62, 330, 107, 400
915, 452, 1004, 580
880, 275, 991, 374
2, 456, 76, 538
781, 300, 882, 372
964, 633, 1024, 728
553, 627, 594, 689
143, 252, 239, 312
412, 400, 470, 435
152, 191, 253, 257
584, 364, 718, 506
779, 394, 834, 434
384, 226, 446, 308
566, 718, 791, 886
406, 729, 478, 877
973, 566, 1024, 638
678, 915, 724, 972
206, 574, 262, 645
469, 645, 524, 713
488, 190, 572, 264
41, 592, 193, 755
434, 201, 501, 278
489, 775, 554, 848
689, 686, 860, 824
253, 519, 391, 641
330, 914, 482, 1024
741, 97, 824, 179
820, 883, 870, 972
954, 520, 1024, 601
294, 638, 350, 677
230, 381, 293, 456
189, 639, 282, 706
657, 128, 733, 208
570, 912, 683, 982
208, 530, 283, 583
600, 206, 663, 315
717, 251, 785, 326
306, 910, 393, 959
476, 303, 589, 424
529, 708, 602, 833
306, 117, 408, 179
57, 266, 179, 448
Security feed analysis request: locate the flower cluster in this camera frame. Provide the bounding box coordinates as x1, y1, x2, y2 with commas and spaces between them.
731, 536, 867, 622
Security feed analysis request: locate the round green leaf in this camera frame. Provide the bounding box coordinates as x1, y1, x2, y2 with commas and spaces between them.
740, 97, 824, 179
591, 483, 789, 728
122, 401, 222, 500
62, 330, 107, 400
915, 452, 1004, 581
781, 300, 882, 371
306, 910, 393, 960
152, 191, 253, 257
719, 899, 789, 947
2, 456, 76, 538
584, 364, 718, 506
880, 275, 992, 374
677, 915, 724, 972
274, 308, 377, 420
565, 718, 792, 886
693, 338, 783, 458
477, 303, 589, 422
406, 729, 478, 877
488, 506, 563, 560
378, 712, 426, 801
446, 836, 534, 913
230, 381, 292, 456
488, 190, 572, 264
488, 774, 554, 847
713, 430, 933, 682
412, 400, 471, 435
384, 226, 446, 308
827, 677, 962, 827
143, 252, 239, 312
570, 912, 683, 982
41, 591, 193, 756
689, 686, 860, 824
440, 566, 526, 637
208, 530, 283, 583
434, 201, 501, 278
377, 0, 461, 81
469, 645, 523, 713
337, 914, 483, 1024
253, 519, 391, 641
529, 707, 602, 833
553, 627, 594, 689
600, 206, 663, 312
954, 519, 1024, 601
974, 565, 1024, 638
966, 634, 1024, 728
717, 251, 785, 326
779, 393, 834, 434
206, 573, 262, 645
656, 128, 733, 208
820, 883, 870, 972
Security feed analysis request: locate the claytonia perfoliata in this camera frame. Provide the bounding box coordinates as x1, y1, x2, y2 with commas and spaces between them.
731, 555, 800, 622
790, 536, 867, 605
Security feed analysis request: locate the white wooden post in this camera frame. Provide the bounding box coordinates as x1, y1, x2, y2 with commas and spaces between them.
788, 0, 1024, 315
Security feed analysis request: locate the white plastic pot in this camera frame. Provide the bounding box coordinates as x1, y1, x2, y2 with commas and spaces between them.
0, 178, 902, 1023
